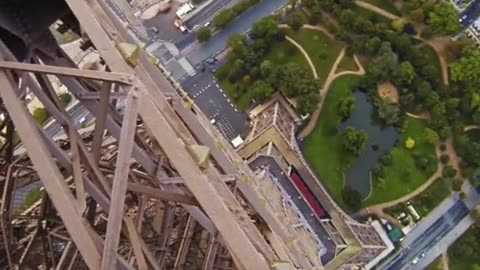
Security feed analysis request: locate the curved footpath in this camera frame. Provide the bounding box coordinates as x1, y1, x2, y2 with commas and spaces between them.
354, 0, 400, 20
298, 48, 365, 139
284, 35, 319, 79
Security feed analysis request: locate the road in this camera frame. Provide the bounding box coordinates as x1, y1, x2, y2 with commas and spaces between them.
248, 155, 336, 264
182, 0, 288, 66
184, 0, 236, 30
380, 199, 470, 270
43, 101, 93, 139
180, 64, 247, 140
460, 0, 480, 27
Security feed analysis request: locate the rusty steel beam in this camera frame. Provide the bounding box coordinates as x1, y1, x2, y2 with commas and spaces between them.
0, 60, 134, 85
127, 183, 198, 206
173, 215, 196, 269
101, 88, 140, 270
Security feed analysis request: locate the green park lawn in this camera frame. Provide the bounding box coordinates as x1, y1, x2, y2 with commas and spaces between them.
448, 226, 480, 270
337, 53, 358, 72
303, 75, 361, 207
284, 28, 343, 83
364, 117, 438, 205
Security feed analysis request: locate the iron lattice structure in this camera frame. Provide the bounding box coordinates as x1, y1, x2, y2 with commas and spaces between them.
0, 1, 294, 269
0, 1, 388, 270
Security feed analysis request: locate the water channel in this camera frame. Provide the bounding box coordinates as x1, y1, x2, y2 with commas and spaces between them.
340, 91, 399, 199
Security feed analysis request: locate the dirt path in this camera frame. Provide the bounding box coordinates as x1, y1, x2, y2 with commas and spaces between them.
301, 24, 335, 40
442, 252, 450, 270
405, 111, 430, 120
298, 48, 367, 139
416, 37, 452, 85
284, 36, 319, 79
354, 0, 400, 20
465, 125, 480, 131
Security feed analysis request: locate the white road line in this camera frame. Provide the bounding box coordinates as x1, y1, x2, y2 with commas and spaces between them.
215, 83, 219, 88
223, 93, 227, 98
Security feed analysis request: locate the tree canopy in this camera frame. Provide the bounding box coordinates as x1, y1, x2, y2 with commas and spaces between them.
425, 3, 461, 36
286, 11, 305, 31
196, 27, 211, 42
342, 127, 368, 156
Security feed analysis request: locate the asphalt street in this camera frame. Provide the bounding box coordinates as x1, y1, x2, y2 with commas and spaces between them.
180, 67, 247, 140
248, 155, 336, 264
460, 0, 480, 26
183, 0, 289, 66
184, 0, 235, 30
381, 200, 469, 270
43, 102, 93, 139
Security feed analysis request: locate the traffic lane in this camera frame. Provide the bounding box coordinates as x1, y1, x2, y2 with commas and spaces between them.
185, 0, 288, 66
184, 0, 234, 30
192, 80, 246, 140
175, 32, 197, 51
400, 193, 459, 248
248, 156, 336, 263
412, 215, 474, 270
460, 0, 480, 26
384, 201, 469, 270
44, 102, 93, 138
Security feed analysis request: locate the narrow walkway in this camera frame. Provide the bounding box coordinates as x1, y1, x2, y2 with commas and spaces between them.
442, 252, 450, 270
284, 36, 319, 79
464, 125, 480, 131
298, 49, 365, 139
354, 0, 400, 20
405, 111, 430, 120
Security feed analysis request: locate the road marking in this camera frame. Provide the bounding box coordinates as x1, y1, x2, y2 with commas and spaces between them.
215, 83, 219, 88
223, 93, 227, 98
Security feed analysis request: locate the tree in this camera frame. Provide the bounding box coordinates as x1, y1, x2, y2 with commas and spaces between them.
423, 127, 439, 144
409, 8, 424, 24
297, 93, 320, 115
32, 107, 49, 124
391, 19, 406, 32
426, 3, 462, 35
393, 61, 415, 86
57, 92, 72, 108
342, 186, 362, 211
251, 80, 274, 102
227, 33, 247, 58
213, 9, 236, 28
342, 127, 368, 156
196, 27, 211, 42
451, 48, 480, 87
310, 5, 323, 25
337, 95, 356, 120
286, 11, 305, 31
251, 16, 280, 41
374, 97, 400, 125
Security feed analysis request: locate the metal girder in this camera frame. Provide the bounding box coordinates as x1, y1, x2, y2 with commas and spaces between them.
0, 69, 101, 269
173, 215, 196, 269
127, 183, 199, 206
139, 93, 269, 270
101, 88, 140, 270
0, 60, 134, 84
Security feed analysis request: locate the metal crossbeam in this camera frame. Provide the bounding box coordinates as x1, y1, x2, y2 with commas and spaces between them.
0, 60, 134, 84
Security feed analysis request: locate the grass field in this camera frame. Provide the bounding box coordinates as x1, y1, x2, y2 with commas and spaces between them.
284, 28, 343, 83
426, 256, 444, 270
337, 53, 359, 72
303, 75, 361, 207
449, 226, 480, 270
364, 117, 438, 205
